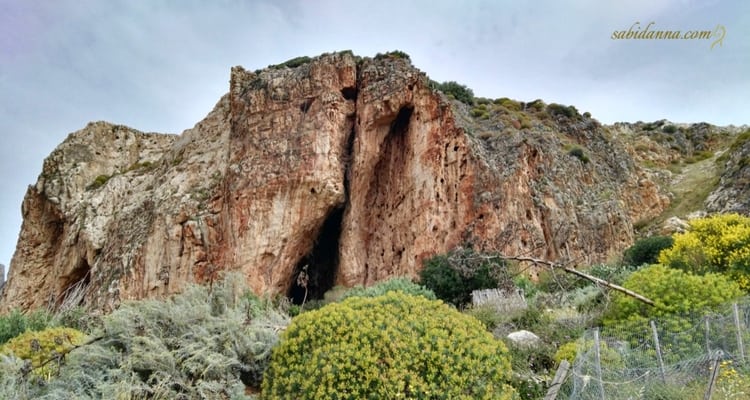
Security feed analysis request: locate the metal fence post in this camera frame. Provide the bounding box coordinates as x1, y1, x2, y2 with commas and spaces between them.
594, 328, 605, 399
651, 320, 667, 383
734, 303, 745, 363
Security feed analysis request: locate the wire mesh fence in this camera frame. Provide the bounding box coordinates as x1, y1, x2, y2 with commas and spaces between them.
566, 299, 750, 399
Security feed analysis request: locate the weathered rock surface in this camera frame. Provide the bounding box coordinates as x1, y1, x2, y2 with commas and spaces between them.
1, 52, 674, 312
706, 133, 750, 214
506, 330, 541, 347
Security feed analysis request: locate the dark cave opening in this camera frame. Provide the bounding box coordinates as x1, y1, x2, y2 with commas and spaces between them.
288, 207, 344, 304
390, 105, 414, 137
341, 86, 358, 101
58, 258, 91, 308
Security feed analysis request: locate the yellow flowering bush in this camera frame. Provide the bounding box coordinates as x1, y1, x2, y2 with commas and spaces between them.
603, 265, 742, 359
604, 265, 742, 325
0, 327, 85, 379
658, 213, 750, 289
553, 339, 623, 369
262, 292, 516, 399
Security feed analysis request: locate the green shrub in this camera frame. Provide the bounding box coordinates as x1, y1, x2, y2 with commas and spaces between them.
431, 80, 475, 105
586, 264, 638, 286
506, 340, 556, 374
0, 327, 85, 379
53, 306, 101, 334
270, 56, 312, 69
471, 107, 489, 118
604, 264, 743, 327
465, 304, 505, 331
35, 274, 286, 399
553, 340, 579, 364
476, 97, 492, 105
0, 354, 44, 400
568, 146, 590, 164
85, 174, 112, 190
0, 309, 54, 345
262, 292, 516, 399
496, 97, 522, 112
505, 303, 585, 347
526, 99, 546, 112
658, 213, 750, 290
662, 124, 678, 134
622, 235, 674, 266
547, 103, 579, 119
374, 50, 411, 60
513, 275, 538, 300
553, 339, 623, 368
536, 268, 586, 292
341, 276, 436, 301
420, 248, 511, 307
509, 374, 548, 400
685, 150, 713, 163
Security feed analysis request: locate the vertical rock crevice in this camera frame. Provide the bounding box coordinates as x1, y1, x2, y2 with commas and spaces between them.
288, 76, 360, 304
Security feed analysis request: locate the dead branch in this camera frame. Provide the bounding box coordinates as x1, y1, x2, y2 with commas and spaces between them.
461, 253, 655, 307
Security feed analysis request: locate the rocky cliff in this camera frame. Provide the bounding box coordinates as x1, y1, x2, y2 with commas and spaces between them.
0, 51, 717, 312
707, 132, 750, 213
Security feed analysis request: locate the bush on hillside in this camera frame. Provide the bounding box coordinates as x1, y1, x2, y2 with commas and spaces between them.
340, 276, 436, 301
269, 56, 312, 69
553, 339, 623, 368
602, 264, 742, 361
658, 213, 750, 289
3, 274, 289, 399
0, 327, 85, 379
262, 292, 516, 399
546, 103, 580, 119
0, 309, 54, 345
604, 264, 742, 326
430, 80, 475, 105
420, 248, 512, 307
374, 50, 411, 61
622, 235, 674, 266
568, 147, 590, 164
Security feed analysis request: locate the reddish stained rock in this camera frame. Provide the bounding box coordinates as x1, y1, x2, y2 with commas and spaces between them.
0, 52, 669, 312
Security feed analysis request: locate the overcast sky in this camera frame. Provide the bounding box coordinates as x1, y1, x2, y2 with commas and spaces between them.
1, 0, 748, 277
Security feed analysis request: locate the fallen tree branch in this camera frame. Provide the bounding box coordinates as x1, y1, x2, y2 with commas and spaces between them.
454, 253, 655, 307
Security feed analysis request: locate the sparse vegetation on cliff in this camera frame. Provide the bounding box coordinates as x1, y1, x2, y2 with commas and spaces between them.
374, 50, 411, 61
567, 146, 590, 164
546, 103, 580, 119
429, 80, 475, 105
269, 56, 312, 69
85, 174, 112, 190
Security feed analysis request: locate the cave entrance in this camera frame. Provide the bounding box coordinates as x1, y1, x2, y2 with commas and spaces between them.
288, 207, 344, 304
57, 258, 91, 309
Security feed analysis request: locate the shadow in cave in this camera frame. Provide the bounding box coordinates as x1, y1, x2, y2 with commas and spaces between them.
288, 207, 344, 304
57, 258, 91, 308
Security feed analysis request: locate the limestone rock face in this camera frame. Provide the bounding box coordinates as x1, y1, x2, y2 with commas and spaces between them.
506, 330, 541, 348
0, 52, 671, 312
706, 135, 750, 214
